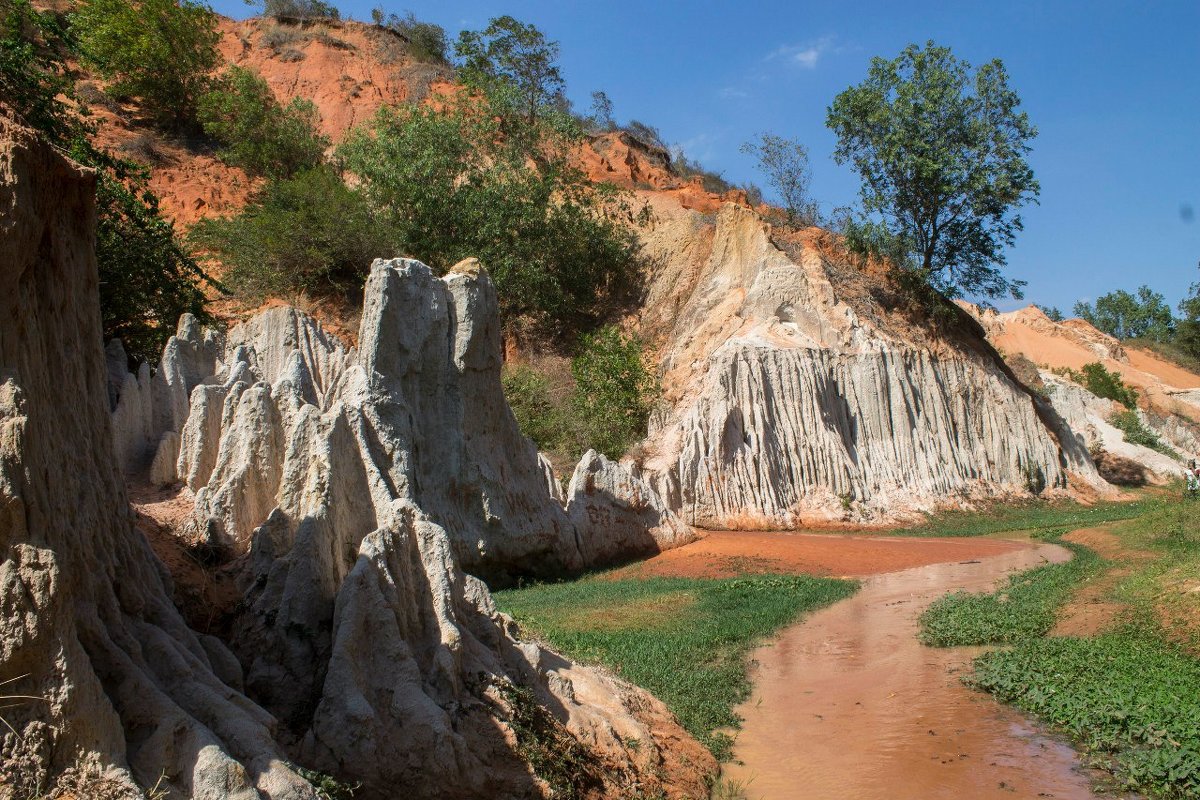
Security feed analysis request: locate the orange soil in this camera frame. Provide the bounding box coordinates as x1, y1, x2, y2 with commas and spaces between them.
608, 529, 1026, 580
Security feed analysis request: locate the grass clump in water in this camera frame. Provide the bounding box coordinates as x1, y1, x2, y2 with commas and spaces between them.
918, 532, 1104, 646
494, 574, 857, 760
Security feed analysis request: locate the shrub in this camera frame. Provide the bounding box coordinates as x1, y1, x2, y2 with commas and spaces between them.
370, 8, 447, 64
569, 326, 658, 460
189, 166, 394, 300
1055, 361, 1139, 409
338, 99, 645, 336
262, 0, 339, 21
670, 145, 733, 194
71, 0, 220, 129
198, 66, 329, 179
1109, 409, 1177, 458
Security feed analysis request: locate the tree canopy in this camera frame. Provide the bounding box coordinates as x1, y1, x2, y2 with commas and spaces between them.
827, 41, 1039, 302
740, 133, 815, 226
3, 0, 209, 362
454, 15, 565, 125
1073, 285, 1175, 342
72, 0, 220, 129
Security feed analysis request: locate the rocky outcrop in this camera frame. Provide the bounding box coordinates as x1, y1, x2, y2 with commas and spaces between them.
635, 204, 1107, 526
1, 118, 713, 799
1, 113, 314, 800
567, 450, 696, 567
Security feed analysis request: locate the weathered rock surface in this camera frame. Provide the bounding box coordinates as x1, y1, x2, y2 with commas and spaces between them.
635, 204, 1107, 526
567, 450, 697, 567
1, 113, 314, 800
1, 118, 713, 799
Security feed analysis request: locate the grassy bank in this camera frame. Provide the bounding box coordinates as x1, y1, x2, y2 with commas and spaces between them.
494, 574, 857, 759
894, 493, 1162, 538
919, 533, 1103, 646
920, 498, 1200, 798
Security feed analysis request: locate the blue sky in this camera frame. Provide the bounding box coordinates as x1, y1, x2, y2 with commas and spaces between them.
212, 0, 1200, 314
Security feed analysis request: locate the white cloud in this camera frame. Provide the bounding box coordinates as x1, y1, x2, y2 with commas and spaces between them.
719, 86, 750, 100
768, 35, 839, 69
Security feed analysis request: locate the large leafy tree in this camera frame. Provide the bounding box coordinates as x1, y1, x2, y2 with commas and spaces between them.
72, 0, 220, 129
454, 15, 565, 126
336, 96, 644, 335
1073, 285, 1175, 342
827, 41, 1039, 301
2, 0, 210, 362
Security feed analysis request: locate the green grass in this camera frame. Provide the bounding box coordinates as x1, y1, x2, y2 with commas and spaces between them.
893, 494, 1162, 539
919, 532, 1104, 646
494, 574, 857, 760
971, 633, 1200, 799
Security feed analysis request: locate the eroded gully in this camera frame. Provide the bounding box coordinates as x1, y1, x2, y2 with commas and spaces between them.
721, 539, 1116, 800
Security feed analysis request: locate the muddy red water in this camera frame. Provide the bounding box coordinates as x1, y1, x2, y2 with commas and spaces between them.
722, 540, 1121, 800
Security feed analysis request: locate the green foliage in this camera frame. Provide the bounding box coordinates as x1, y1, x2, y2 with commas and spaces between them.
1074, 285, 1175, 342
669, 145, 733, 194
827, 41, 1039, 301
1, 0, 76, 140
1173, 266, 1200, 361
1036, 303, 1064, 322
338, 100, 644, 333
494, 682, 602, 800
495, 574, 857, 760
585, 89, 615, 132
286, 763, 358, 800
454, 15, 565, 125
71, 0, 220, 129
261, 0, 339, 21
369, 8, 446, 63
189, 167, 393, 299
3, 0, 209, 362
740, 132, 816, 225
1110, 409, 1177, 458
919, 535, 1102, 646
971, 634, 1200, 799
570, 326, 657, 459
502, 363, 572, 453
1076, 361, 1139, 408
198, 66, 329, 179
894, 495, 1160, 539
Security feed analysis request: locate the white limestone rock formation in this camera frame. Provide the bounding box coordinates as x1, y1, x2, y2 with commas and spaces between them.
1040, 373, 1193, 482
1, 116, 713, 800
0, 113, 316, 800
567, 450, 697, 566
635, 204, 1107, 526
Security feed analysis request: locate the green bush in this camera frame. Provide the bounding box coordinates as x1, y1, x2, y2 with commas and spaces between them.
570, 326, 658, 459
338, 99, 645, 335
262, 0, 338, 20
198, 66, 330, 179
72, 0, 220, 129
189, 167, 394, 299
1110, 409, 1177, 458
1056, 361, 1139, 409
370, 8, 447, 63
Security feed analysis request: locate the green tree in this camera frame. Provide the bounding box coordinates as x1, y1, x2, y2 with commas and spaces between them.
198, 66, 329, 179
72, 0, 220, 129
3, 0, 210, 362
740, 133, 816, 225
189, 167, 394, 299
827, 41, 1039, 301
1073, 285, 1174, 342
1035, 304, 1064, 322
454, 15, 565, 125
1176, 264, 1200, 358
570, 326, 658, 459
337, 98, 644, 334
586, 90, 615, 132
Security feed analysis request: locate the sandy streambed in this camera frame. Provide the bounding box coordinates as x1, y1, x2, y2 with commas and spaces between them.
721, 540, 1113, 799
